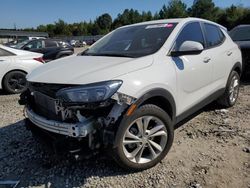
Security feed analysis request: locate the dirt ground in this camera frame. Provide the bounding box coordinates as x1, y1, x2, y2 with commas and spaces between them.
0, 80, 249, 188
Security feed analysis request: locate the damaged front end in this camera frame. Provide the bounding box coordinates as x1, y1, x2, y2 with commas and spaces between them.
19, 81, 136, 155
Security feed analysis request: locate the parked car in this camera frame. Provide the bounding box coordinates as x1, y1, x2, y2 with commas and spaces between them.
229, 25, 250, 76
15, 39, 74, 62
70, 40, 84, 47
0, 45, 44, 94
4, 37, 46, 48
20, 18, 242, 170
82, 40, 87, 46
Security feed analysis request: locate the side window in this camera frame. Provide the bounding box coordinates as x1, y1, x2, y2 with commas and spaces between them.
175, 22, 204, 50
204, 24, 225, 48
25, 40, 43, 49
0, 48, 15, 57
45, 40, 58, 48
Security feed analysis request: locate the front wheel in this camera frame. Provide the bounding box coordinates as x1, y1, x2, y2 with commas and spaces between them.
217, 71, 240, 107
3, 71, 27, 94
113, 104, 174, 171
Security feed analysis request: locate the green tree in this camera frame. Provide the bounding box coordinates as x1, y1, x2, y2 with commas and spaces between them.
141, 11, 153, 21
159, 5, 168, 19
112, 9, 142, 28
46, 24, 56, 37
189, 0, 219, 21
225, 5, 245, 29
166, 0, 188, 18
54, 19, 71, 36
96, 13, 112, 33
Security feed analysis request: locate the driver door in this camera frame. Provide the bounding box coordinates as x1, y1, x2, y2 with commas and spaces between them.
170, 22, 213, 114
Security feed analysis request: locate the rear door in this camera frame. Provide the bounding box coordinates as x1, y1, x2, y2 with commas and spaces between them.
202, 23, 228, 87
170, 22, 213, 114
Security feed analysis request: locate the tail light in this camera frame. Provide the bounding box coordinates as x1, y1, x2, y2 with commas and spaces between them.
33, 57, 45, 63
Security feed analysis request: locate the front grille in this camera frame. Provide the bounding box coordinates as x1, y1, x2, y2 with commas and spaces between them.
27, 82, 76, 121
28, 91, 62, 121
33, 91, 61, 120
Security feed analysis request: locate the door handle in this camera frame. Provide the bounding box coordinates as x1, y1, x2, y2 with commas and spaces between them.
0, 60, 5, 62
227, 51, 233, 56
203, 57, 211, 63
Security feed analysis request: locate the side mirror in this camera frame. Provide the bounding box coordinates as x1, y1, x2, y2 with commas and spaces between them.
23, 46, 30, 50
171, 41, 204, 56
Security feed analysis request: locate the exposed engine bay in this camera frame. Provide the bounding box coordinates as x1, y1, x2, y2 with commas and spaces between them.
19, 82, 136, 155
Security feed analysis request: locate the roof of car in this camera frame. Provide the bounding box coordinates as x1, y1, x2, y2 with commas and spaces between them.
120, 17, 226, 30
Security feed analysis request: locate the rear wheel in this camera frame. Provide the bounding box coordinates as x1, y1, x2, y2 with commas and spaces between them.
217, 71, 240, 107
113, 104, 174, 170
3, 71, 27, 94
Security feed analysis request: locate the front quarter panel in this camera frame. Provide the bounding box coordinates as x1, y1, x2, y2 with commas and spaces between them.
114, 54, 178, 112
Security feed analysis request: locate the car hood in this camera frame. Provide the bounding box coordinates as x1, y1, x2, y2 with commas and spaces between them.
27, 55, 153, 84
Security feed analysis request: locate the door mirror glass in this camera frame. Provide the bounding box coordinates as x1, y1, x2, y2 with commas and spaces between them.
171, 41, 204, 56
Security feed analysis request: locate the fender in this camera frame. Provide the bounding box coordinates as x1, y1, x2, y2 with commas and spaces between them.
231, 61, 242, 76
132, 88, 176, 121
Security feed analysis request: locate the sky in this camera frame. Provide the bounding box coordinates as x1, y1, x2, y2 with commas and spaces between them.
0, 0, 249, 29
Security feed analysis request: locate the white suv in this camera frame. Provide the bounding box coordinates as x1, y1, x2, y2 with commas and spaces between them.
20, 18, 242, 170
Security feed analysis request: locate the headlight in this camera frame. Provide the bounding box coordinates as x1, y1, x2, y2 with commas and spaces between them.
56, 80, 123, 103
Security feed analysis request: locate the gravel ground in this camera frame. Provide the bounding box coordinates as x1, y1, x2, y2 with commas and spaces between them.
0, 81, 249, 188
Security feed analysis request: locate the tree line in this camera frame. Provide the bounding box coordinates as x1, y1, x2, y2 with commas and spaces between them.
23, 0, 250, 37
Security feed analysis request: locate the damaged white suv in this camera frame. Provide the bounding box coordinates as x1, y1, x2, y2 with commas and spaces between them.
19, 18, 242, 170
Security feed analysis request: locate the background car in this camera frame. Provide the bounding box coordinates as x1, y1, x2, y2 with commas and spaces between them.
15, 39, 74, 62
0, 45, 44, 94
69, 39, 84, 47
229, 25, 250, 77
4, 37, 46, 48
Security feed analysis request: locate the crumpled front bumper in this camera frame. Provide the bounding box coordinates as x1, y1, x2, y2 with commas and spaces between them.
25, 107, 96, 138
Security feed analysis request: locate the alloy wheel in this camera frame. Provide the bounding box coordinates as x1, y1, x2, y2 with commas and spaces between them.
229, 75, 239, 104
7, 73, 27, 93
122, 116, 168, 164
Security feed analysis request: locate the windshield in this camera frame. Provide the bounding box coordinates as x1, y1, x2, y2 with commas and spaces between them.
14, 40, 30, 49
229, 26, 250, 41
82, 23, 177, 58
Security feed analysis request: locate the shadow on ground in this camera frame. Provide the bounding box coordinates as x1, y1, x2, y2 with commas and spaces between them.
0, 89, 17, 96
241, 76, 250, 85
0, 120, 131, 188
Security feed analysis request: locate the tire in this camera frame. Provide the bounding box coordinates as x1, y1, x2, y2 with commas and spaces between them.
112, 104, 174, 171
217, 71, 240, 107
3, 71, 27, 94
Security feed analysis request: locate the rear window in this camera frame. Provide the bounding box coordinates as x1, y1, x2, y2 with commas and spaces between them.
0, 48, 15, 56
204, 23, 225, 48
45, 40, 58, 48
